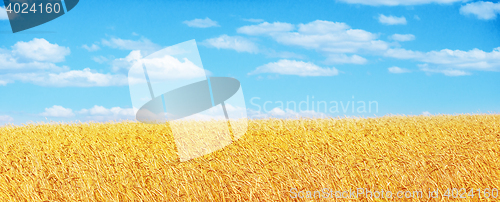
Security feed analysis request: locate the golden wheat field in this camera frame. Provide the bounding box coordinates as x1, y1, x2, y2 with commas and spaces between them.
0, 114, 499, 201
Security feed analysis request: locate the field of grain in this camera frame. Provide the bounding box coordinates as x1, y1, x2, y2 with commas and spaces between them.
0, 114, 498, 201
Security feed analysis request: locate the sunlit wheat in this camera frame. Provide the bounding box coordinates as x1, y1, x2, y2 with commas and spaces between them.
0, 114, 498, 201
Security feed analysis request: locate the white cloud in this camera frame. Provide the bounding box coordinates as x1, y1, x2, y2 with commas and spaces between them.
113, 50, 207, 82
297, 21, 351, 34
419, 64, 471, 76
422, 111, 431, 116
0, 7, 8, 20
2, 69, 129, 87
388, 66, 411, 73
390, 34, 415, 41
82, 44, 100, 52
80, 105, 135, 116
237, 20, 391, 65
0, 115, 13, 122
460, 1, 500, 20
183, 17, 219, 28
79, 106, 135, 122
92, 56, 110, 64
249, 59, 338, 76
39, 105, 135, 122
101, 37, 161, 55
385, 47, 500, 71
378, 14, 407, 25
0, 39, 70, 73
325, 54, 368, 64
203, 35, 259, 53
252, 20, 388, 55
338, 0, 468, 6
237, 22, 295, 35
0, 38, 142, 87
12, 38, 70, 63
111, 50, 143, 73
243, 18, 265, 23
0, 53, 68, 72
40, 105, 75, 118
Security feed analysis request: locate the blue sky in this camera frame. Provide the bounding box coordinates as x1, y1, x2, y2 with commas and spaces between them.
0, 0, 499, 125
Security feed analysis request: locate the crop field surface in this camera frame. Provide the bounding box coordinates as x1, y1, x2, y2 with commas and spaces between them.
0, 114, 499, 201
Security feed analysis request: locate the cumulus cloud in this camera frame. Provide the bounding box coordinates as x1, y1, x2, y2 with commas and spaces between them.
0, 115, 13, 122
12, 38, 70, 63
82, 44, 100, 52
0, 38, 70, 74
203, 35, 259, 53
113, 50, 207, 82
422, 111, 431, 116
390, 34, 415, 41
236, 20, 391, 65
460, 1, 500, 20
0, 38, 130, 87
244, 20, 389, 55
388, 66, 411, 73
385, 47, 500, 71
337, 0, 467, 6
0, 7, 8, 20
378, 14, 407, 25
183, 17, 219, 28
40, 105, 75, 118
101, 37, 161, 55
249, 59, 338, 76
237, 22, 295, 35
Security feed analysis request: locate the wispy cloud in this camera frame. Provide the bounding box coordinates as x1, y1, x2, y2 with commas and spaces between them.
237, 22, 295, 35
203, 35, 259, 53
249, 59, 338, 76
385, 47, 500, 72
0, 115, 13, 122
0, 6, 8, 20
82, 44, 100, 52
101, 37, 161, 55
388, 66, 411, 74
39, 105, 135, 122
419, 64, 471, 76
389, 34, 415, 41
2, 69, 129, 87
183, 17, 219, 28
378, 14, 407, 25
325, 54, 368, 65
460, 1, 500, 20
243, 18, 265, 23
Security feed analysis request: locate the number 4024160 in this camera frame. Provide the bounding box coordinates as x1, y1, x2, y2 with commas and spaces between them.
5, 3, 62, 14
443, 188, 498, 199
